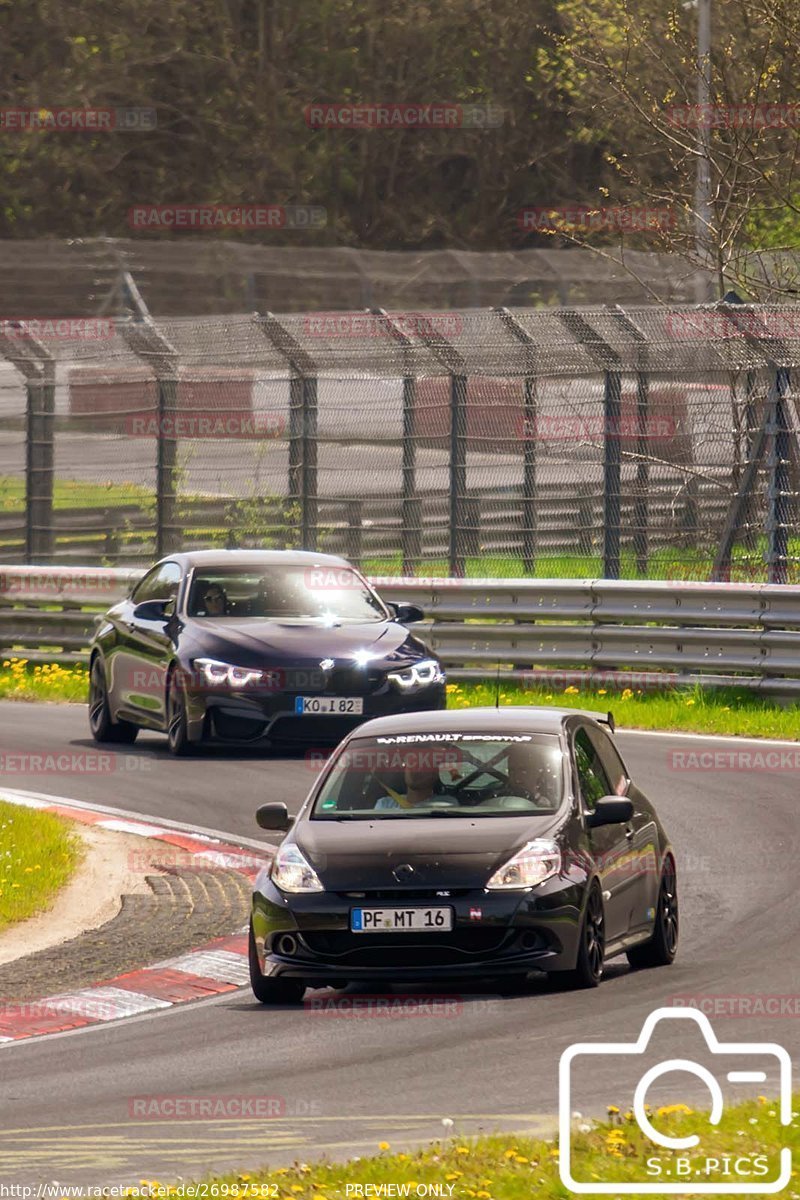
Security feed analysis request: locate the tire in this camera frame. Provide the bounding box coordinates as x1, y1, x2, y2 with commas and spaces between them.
248, 923, 306, 1005
88, 657, 138, 744
550, 883, 605, 990
166, 670, 195, 756
627, 856, 679, 969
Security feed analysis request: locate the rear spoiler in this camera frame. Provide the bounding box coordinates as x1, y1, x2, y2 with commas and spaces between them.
594, 710, 615, 734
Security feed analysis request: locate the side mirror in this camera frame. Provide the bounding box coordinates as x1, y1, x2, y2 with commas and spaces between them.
256, 802, 294, 832
132, 598, 172, 622
390, 601, 425, 624
586, 796, 634, 829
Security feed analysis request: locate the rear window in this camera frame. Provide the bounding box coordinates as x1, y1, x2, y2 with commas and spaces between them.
311, 732, 565, 819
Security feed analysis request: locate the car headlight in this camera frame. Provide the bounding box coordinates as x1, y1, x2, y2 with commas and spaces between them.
486, 839, 561, 890
194, 657, 269, 689
387, 657, 445, 693
270, 843, 324, 894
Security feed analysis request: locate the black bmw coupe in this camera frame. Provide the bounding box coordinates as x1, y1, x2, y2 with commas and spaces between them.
249, 705, 678, 1002
88, 550, 445, 754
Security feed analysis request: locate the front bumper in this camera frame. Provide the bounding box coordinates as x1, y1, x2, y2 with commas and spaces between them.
185, 680, 446, 745
251, 878, 584, 983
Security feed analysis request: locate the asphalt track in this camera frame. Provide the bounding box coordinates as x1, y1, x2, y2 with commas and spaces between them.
0, 701, 798, 1187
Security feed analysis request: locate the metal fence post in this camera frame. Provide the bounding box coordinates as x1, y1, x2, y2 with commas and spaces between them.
557, 310, 622, 579
610, 306, 649, 576
257, 314, 319, 550
766, 367, 791, 584
449, 371, 468, 576
495, 308, 537, 574
118, 317, 180, 558
407, 324, 468, 577
371, 310, 420, 572
710, 305, 791, 582
0, 327, 55, 562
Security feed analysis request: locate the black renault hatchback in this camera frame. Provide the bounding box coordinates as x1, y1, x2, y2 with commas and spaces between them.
249, 706, 678, 1002
89, 549, 445, 754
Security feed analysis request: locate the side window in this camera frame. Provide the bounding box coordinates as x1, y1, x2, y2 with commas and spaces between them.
133, 562, 181, 604
573, 727, 612, 811
131, 566, 163, 604
591, 728, 628, 797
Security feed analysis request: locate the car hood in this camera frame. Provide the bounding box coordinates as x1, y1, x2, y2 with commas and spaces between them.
181, 618, 416, 666
294, 813, 564, 890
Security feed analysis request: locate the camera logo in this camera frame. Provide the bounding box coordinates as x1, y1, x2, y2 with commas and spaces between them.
559, 1007, 792, 1194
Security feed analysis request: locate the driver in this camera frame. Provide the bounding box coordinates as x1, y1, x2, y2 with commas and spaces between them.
201, 583, 228, 617
375, 763, 457, 810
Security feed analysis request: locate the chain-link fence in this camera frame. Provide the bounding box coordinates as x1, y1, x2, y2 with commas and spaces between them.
0, 239, 713, 315
2, 302, 800, 581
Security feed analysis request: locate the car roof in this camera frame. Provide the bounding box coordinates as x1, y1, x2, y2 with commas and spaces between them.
348, 705, 613, 738
157, 549, 352, 570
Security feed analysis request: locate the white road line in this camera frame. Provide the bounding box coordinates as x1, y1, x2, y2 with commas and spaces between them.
0, 786, 271, 852
618, 727, 800, 747
96, 818, 170, 838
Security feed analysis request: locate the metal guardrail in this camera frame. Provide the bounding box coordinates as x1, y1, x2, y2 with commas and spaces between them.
2, 565, 800, 694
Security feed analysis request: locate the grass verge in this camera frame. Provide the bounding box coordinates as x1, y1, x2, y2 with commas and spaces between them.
1, 660, 799, 740
125, 1095, 798, 1198
450, 681, 800, 740
0, 799, 82, 931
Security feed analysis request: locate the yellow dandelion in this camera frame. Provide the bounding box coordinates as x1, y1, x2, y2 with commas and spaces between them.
378, 1141, 390, 1151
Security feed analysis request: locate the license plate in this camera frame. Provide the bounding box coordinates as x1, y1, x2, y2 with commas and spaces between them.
295, 696, 364, 715
351, 907, 454, 933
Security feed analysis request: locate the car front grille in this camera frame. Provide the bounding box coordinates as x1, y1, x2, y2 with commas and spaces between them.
327, 666, 384, 696
299, 929, 510, 967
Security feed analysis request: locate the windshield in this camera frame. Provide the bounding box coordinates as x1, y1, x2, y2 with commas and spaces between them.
311, 733, 565, 819
187, 565, 388, 622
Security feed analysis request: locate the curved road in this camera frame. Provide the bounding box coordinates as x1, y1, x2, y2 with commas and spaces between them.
0, 701, 797, 1186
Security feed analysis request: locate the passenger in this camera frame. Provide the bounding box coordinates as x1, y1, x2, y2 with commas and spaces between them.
375, 763, 457, 810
